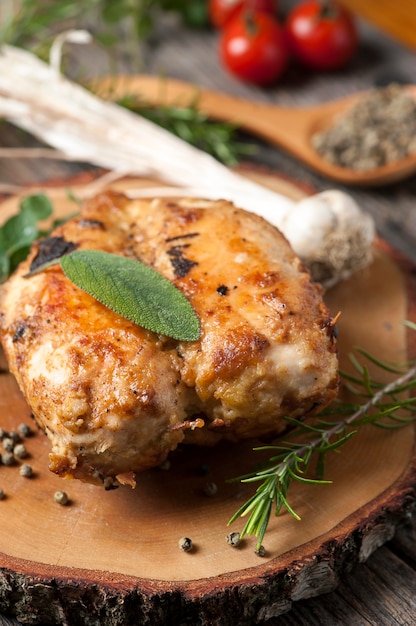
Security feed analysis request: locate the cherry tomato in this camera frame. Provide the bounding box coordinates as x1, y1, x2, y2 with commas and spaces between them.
285, 1, 358, 70
209, 0, 277, 29
220, 12, 288, 85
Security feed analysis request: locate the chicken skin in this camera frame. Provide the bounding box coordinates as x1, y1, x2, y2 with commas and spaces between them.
0, 192, 339, 486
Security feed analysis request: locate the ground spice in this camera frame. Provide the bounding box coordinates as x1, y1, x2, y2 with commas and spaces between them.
312, 84, 416, 171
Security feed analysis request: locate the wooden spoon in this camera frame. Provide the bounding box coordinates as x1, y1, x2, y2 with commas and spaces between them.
95, 76, 416, 188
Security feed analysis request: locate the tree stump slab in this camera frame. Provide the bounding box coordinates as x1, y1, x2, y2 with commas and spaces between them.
0, 171, 415, 626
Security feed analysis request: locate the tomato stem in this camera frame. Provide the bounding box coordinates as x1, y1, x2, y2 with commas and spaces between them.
242, 0, 276, 30
319, 0, 338, 19
243, 10, 259, 35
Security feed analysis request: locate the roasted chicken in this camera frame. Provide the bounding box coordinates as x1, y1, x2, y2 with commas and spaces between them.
0, 192, 339, 486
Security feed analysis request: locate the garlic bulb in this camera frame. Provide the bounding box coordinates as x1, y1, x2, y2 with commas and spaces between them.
280, 190, 375, 286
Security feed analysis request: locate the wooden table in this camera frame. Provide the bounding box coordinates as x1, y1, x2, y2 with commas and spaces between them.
340, 0, 416, 51
0, 6, 415, 626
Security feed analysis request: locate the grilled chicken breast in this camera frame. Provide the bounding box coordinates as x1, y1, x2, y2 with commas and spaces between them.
0, 192, 339, 486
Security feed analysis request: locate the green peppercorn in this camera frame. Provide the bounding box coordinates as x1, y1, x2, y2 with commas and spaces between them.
18, 423, 32, 438
19, 463, 33, 477
226, 531, 241, 547
178, 537, 193, 552
2, 438, 14, 453
2, 452, 15, 466
8, 431, 20, 444
255, 545, 266, 557
54, 490, 69, 505
13, 443, 28, 459
203, 481, 218, 497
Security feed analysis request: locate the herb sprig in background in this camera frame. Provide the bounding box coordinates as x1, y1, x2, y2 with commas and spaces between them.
117, 94, 255, 167
1, 0, 209, 54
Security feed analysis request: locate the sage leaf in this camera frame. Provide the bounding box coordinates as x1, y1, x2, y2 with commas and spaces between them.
60, 249, 201, 342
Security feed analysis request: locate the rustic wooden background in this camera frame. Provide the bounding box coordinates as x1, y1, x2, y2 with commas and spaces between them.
0, 2, 415, 624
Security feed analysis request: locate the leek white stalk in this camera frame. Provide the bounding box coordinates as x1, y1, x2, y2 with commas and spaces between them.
0, 42, 374, 286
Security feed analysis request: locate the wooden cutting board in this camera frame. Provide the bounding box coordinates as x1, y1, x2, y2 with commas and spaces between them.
0, 169, 415, 626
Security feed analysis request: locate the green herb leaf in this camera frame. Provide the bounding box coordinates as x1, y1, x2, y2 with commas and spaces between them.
1, 0, 207, 63
0, 193, 53, 283
60, 249, 200, 341
20, 193, 54, 220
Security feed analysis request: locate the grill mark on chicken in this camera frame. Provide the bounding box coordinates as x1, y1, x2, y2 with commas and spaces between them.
166, 244, 198, 278
165, 232, 199, 243
216, 285, 229, 296
0, 192, 339, 486
29, 236, 78, 273
12, 323, 26, 342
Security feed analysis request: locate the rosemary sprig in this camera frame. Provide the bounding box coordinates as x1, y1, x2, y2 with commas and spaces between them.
228, 344, 416, 551
117, 95, 255, 166
0, 0, 207, 58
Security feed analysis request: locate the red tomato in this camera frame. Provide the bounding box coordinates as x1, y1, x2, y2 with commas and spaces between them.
209, 0, 277, 29
285, 1, 358, 70
220, 12, 288, 85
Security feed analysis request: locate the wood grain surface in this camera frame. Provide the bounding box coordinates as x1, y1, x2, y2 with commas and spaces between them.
0, 172, 415, 625
340, 0, 416, 50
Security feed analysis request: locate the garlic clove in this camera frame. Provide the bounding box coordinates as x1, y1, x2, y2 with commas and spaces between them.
279, 194, 338, 258
286, 190, 375, 288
